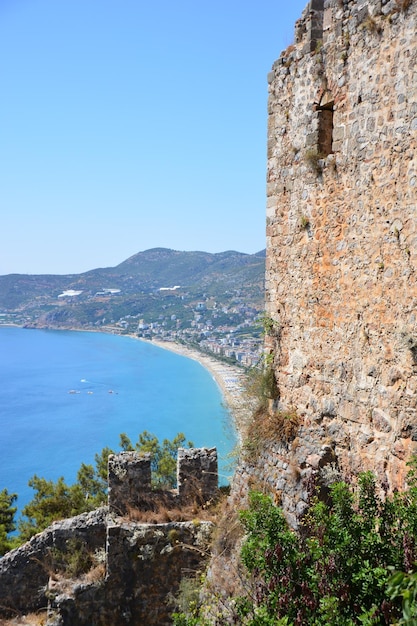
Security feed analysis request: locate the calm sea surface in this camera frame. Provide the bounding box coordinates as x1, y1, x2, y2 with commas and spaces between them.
0, 326, 235, 514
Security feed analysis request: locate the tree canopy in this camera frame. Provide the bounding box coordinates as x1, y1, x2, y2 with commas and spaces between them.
0, 489, 17, 554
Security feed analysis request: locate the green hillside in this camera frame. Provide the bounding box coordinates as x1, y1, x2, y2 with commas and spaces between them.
0, 249, 265, 365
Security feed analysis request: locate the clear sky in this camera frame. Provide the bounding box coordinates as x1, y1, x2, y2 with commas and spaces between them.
1, 0, 307, 275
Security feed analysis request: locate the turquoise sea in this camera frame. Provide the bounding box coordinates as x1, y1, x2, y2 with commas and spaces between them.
0, 326, 235, 514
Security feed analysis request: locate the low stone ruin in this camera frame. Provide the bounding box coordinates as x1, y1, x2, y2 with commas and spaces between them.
0, 447, 218, 626
107, 446, 218, 516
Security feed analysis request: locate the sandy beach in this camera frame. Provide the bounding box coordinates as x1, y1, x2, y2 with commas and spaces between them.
139, 338, 253, 436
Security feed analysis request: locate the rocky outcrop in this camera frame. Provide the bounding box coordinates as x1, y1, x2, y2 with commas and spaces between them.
0, 507, 108, 616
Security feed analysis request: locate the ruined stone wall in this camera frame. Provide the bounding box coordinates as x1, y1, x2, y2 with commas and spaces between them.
102, 520, 213, 626
108, 452, 153, 516
0, 508, 108, 616
107, 447, 218, 515
46, 520, 213, 626
177, 447, 218, 503
0, 449, 218, 625
264, 0, 417, 494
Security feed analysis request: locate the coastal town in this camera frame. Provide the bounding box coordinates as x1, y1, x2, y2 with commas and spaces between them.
0, 249, 265, 370
0, 284, 264, 369
132, 294, 263, 368
0, 290, 262, 368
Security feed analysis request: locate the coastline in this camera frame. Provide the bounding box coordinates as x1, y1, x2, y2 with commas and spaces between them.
2, 324, 253, 437
137, 338, 253, 437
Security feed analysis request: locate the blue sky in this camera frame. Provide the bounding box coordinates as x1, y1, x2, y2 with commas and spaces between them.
1, 0, 307, 275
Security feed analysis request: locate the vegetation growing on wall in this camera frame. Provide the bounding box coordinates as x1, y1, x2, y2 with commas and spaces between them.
244, 314, 281, 408
48, 538, 106, 581
395, 0, 413, 12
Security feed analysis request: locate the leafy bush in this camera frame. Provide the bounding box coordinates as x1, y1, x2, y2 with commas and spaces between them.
49, 538, 95, 579
387, 569, 417, 624
236, 467, 417, 625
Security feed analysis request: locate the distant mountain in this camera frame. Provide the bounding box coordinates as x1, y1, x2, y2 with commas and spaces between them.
0, 248, 265, 335
111, 248, 265, 291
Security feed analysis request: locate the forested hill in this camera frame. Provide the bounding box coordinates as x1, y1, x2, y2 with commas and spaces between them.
0, 249, 265, 347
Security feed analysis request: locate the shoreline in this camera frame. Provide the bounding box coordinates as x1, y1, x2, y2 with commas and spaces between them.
2, 324, 253, 437
136, 337, 252, 437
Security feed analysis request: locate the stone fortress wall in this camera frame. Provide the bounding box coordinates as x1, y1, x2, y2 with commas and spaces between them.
264, 0, 417, 492
222, 0, 417, 532
107, 447, 218, 516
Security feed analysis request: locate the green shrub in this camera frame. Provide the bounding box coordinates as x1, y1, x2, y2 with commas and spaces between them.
49, 538, 95, 579
236, 465, 417, 625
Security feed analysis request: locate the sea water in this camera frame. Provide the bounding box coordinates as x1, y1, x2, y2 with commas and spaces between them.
0, 326, 236, 514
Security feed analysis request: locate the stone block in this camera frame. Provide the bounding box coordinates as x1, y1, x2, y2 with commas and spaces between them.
108, 452, 152, 516
178, 447, 218, 504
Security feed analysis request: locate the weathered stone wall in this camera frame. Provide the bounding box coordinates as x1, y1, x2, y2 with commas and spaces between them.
103, 520, 213, 626
108, 447, 219, 514
46, 521, 213, 626
177, 447, 218, 504
0, 508, 108, 616
264, 0, 417, 496
0, 449, 218, 624
108, 452, 153, 516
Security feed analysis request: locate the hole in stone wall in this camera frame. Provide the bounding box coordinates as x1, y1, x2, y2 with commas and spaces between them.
317, 101, 334, 157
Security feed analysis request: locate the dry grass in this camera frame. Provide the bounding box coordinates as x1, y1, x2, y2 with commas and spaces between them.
245, 406, 301, 458
244, 363, 279, 406
125, 488, 227, 525
362, 15, 383, 34
49, 559, 106, 587
0, 612, 47, 626
284, 44, 296, 56
84, 562, 106, 583
304, 148, 324, 174
211, 505, 244, 559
